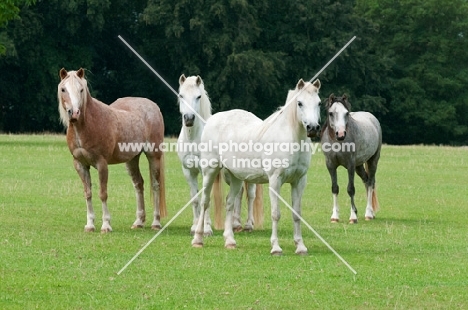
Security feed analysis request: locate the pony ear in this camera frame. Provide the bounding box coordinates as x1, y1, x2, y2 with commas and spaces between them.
59, 68, 68, 80
327, 93, 335, 109
313, 79, 321, 90
179, 74, 186, 85
196, 75, 203, 86
342, 94, 347, 101
77, 68, 85, 79
296, 79, 305, 90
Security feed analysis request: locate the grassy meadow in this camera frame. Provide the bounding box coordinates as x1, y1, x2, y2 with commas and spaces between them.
1, 134, 467, 309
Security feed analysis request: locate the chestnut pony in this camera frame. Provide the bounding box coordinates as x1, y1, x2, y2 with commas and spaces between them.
58, 68, 166, 232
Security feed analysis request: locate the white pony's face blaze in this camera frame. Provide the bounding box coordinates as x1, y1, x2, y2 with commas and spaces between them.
327, 95, 350, 140
178, 74, 203, 127
58, 68, 86, 126
295, 79, 322, 138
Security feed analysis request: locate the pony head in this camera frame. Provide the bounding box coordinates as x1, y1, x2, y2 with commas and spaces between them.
58, 68, 88, 127
178, 74, 211, 127
326, 94, 351, 140
286, 79, 322, 138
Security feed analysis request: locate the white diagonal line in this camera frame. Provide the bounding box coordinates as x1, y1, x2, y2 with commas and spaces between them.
269, 187, 357, 275
267, 36, 357, 125
117, 187, 205, 275
118, 35, 206, 124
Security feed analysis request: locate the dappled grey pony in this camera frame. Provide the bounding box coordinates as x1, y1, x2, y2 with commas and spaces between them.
321, 94, 382, 223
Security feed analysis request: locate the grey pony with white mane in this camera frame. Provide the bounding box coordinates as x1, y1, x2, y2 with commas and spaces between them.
321, 94, 382, 223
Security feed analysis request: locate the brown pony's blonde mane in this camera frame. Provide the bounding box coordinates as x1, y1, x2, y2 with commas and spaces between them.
58, 69, 90, 127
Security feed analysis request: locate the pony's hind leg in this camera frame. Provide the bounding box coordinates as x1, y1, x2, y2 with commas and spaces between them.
74, 160, 95, 232
232, 185, 244, 232
223, 174, 243, 249
243, 183, 257, 232
147, 154, 163, 230
347, 166, 358, 224
356, 164, 374, 220
364, 156, 380, 220
126, 155, 146, 229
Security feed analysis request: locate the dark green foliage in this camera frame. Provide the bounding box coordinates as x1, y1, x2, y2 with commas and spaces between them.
0, 0, 467, 144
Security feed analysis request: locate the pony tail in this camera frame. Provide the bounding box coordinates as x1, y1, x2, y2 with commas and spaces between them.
371, 187, 380, 212
364, 162, 380, 212
253, 184, 264, 229
212, 171, 224, 230
159, 152, 167, 218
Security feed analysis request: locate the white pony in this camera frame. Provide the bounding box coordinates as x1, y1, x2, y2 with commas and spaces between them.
192, 79, 322, 255
177, 75, 263, 235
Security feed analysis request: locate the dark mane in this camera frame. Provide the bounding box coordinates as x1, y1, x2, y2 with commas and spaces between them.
325, 93, 352, 112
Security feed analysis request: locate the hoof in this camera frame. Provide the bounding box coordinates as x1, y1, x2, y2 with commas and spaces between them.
203, 231, 213, 237
349, 219, 358, 224
296, 251, 308, 256
131, 224, 144, 229
330, 218, 339, 223
151, 225, 161, 231
84, 226, 95, 232
100, 228, 112, 233
365, 216, 375, 221
225, 244, 236, 250
271, 251, 283, 256
233, 226, 243, 233
192, 242, 203, 248
243, 226, 253, 233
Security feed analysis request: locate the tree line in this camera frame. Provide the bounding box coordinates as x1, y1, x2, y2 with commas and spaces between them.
1, 0, 467, 145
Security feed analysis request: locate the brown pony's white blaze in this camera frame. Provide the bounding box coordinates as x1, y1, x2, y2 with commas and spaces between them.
58, 68, 166, 233
58, 68, 86, 124
321, 94, 382, 224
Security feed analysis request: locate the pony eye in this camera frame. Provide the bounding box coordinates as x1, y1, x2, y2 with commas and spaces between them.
61, 88, 65, 92
297, 101, 303, 107
329, 112, 333, 117
196, 95, 202, 100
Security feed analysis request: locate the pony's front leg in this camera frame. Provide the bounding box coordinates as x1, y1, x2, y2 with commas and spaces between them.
291, 177, 308, 255
126, 155, 146, 229
74, 160, 95, 232
224, 175, 243, 249
269, 177, 283, 255
96, 160, 112, 232
192, 167, 220, 247
183, 167, 201, 235
327, 166, 340, 223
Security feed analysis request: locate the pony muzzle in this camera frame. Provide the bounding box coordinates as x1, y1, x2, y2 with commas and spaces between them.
306, 124, 321, 138
183, 114, 195, 127
336, 129, 346, 140
68, 108, 81, 122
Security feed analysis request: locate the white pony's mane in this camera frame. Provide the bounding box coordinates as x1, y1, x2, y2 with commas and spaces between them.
259, 81, 319, 137
58, 70, 89, 127
179, 76, 212, 121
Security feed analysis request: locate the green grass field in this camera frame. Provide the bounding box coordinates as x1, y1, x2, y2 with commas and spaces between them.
1, 134, 467, 309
